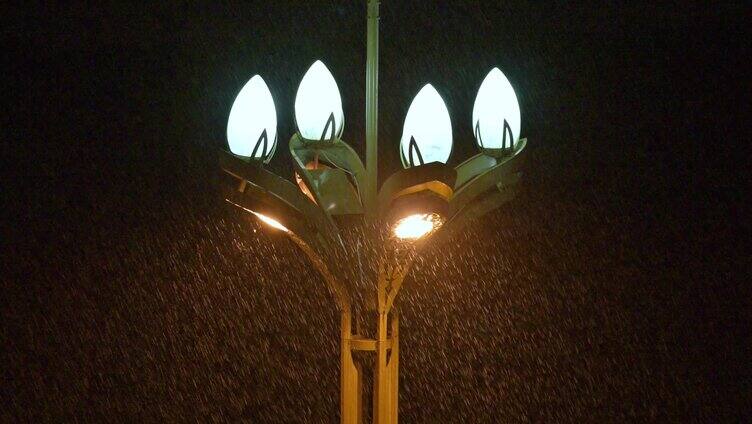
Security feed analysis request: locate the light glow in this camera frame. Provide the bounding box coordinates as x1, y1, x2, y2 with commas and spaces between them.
399, 84, 453, 168
472, 67, 521, 150
294, 161, 328, 204
392, 213, 440, 240
227, 75, 277, 160
251, 211, 289, 232
294, 60, 344, 142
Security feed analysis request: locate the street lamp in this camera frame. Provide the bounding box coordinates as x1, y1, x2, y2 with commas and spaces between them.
218, 2, 527, 423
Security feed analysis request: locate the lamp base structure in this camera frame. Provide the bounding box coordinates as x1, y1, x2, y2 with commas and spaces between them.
341, 310, 399, 424
341, 258, 408, 424
341, 309, 399, 424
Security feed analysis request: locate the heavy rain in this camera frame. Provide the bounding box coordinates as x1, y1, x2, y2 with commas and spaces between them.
3, 2, 747, 422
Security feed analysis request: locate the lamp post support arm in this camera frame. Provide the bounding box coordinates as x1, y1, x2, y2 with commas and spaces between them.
224, 191, 352, 312
449, 138, 527, 216
219, 150, 341, 242
219, 151, 353, 310
383, 260, 410, 314
288, 232, 352, 313
454, 152, 499, 188
431, 183, 520, 247
289, 135, 367, 215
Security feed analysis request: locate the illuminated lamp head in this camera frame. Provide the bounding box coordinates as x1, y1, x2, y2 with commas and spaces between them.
382, 163, 456, 241
399, 84, 453, 168
472, 67, 521, 156
294, 60, 344, 143
227, 75, 278, 162
224, 193, 295, 234
250, 211, 290, 232
388, 188, 450, 240
392, 212, 443, 240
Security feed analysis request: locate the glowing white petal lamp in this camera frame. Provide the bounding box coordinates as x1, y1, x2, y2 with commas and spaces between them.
399, 84, 453, 168
472, 67, 521, 151
227, 75, 278, 161
294, 60, 344, 142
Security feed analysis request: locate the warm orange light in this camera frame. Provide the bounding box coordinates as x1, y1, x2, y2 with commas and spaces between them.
392, 213, 439, 240
251, 211, 289, 232
295, 160, 329, 204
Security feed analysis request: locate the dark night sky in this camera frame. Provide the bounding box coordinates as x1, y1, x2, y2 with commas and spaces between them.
2, 1, 749, 422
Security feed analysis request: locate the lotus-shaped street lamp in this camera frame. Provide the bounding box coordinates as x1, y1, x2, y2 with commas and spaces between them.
217, 2, 528, 423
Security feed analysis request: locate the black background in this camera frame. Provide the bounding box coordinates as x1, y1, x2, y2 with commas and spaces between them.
2, 1, 749, 422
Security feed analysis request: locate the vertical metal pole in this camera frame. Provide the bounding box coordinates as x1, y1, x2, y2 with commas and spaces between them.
341, 310, 363, 423
374, 312, 390, 424
365, 0, 380, 218
374, 265, 394, 424
389, 311, 399, 424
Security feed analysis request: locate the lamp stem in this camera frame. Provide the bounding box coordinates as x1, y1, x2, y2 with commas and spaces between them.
365, 0, 380, 219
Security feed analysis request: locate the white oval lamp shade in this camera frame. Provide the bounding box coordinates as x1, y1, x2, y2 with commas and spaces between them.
227, 75, 278, 161
472, 67, 521, 150
399, 84, 453, 168
294, 60, 344, 142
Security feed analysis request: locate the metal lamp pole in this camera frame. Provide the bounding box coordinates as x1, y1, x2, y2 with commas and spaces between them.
365, 0, 379, 218
355, 4, 402, 422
